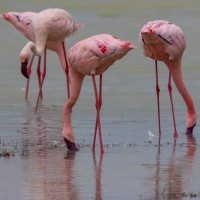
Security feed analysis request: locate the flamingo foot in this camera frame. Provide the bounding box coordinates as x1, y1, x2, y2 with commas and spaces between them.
63, 137, 79, 151
174, 132, 179, 139
21, 61, 29, 79
185, 123, 196, 135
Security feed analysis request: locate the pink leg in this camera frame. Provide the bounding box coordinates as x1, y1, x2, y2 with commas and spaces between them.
92, 74, 104, 153
155, 61, 161, 136
25, 55, 35, 100
35, 48, 47, 113
92, 75, 102, 151
62, 42, 70, 98
36, 56, 42, 99
168, 71, 178, 138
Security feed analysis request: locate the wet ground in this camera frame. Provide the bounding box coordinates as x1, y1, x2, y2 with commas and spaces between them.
1, 0, 200, 199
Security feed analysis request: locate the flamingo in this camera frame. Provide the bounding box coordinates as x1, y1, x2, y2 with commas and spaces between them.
139, 20, 197, 138
62, 34, 135, 152
1, 8, 81, 112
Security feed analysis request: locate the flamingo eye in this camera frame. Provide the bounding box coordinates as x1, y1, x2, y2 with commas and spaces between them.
15, 15, 21, 22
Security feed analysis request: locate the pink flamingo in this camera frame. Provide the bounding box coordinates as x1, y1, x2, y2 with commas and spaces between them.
1, 8, 81, 112
62, 34, 135, 152
140, 20, 197, 138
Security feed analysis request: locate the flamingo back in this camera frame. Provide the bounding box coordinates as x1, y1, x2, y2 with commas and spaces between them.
32, 8, 80, 42
67, 34, 135, 75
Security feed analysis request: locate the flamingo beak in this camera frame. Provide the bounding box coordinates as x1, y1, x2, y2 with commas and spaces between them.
21, 60, 29, 79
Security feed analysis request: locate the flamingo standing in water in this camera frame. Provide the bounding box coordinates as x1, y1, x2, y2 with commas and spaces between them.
140, 20, 197, 138
1, 8, 81, 112
62, 34, 135, 152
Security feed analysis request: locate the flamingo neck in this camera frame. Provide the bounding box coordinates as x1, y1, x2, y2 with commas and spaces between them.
166, 58, 197, 127
19, 42, 33, 63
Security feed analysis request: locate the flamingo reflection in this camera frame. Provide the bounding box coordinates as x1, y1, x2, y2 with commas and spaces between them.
92, 152, 104, 200
19, 150, 80, 199
143, 135, 197, 199
166, 136, 196, 198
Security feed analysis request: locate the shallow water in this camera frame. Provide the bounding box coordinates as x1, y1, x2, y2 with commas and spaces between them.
1, 0, 200, 199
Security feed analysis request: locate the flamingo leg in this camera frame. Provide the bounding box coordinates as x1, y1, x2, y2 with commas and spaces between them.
25, 55, 35, 100
35, 48, 47, 113
36, 56, 42, 98
92, 113, 98, 152
168, 71, 178, 138
62, 42, 70, 98
92, 75, 100, 152
155, 60, 161, 136
92, 74, 104, 153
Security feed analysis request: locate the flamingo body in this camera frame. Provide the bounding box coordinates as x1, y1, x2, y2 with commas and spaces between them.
2, 8, 79, 53
140, 20, 197, 137
63, 34, 135, 152
68, 34, 134, 75
1, 8, 81, 111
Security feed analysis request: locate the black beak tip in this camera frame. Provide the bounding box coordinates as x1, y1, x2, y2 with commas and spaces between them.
21, 60, 29, 79
142, 36, 145, 45
185, 123, 196, 135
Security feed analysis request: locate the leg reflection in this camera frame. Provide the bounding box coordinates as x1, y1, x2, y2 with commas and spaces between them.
64, 150, 80, 199
166, 135, 197, 198
146, 135, 197, 199
92, 152, 104, 200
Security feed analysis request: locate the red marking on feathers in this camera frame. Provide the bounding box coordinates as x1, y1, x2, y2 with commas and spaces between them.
99, 45, 107, 53
147, 27, 154, 33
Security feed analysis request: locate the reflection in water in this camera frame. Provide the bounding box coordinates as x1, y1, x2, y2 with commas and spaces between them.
63, 151, 80, 200
144, 135, 197, 199
20, 106, 47, 137
19, 110, 48, 157
18, 105, 64, 157
15, 103, 104, 199
0, 1, 200, 199
164, 139, 182, 199
18, 149, 105, 200
93, 152, 104, 200
20, 150, 80, 200
166, 135, 196, 199
154, 139, 161, 200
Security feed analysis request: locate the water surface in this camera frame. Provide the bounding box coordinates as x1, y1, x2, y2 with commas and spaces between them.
1, 0, 200, 199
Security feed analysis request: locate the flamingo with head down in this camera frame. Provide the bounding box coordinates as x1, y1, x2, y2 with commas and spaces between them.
62, 34, 135, 153
140, 20, 197, 138
1, 8, 81, 112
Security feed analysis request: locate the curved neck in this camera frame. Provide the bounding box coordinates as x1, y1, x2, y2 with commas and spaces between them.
166, 58, 195, 113
19, 41, 45, 63
19, 42, 33, 62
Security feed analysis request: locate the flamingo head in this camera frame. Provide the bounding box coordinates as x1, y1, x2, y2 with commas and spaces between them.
21, 60, 29, 79
19, 42, 34, 79
1, 12, 36, 41
140, 20, 186, 62
1, 12, 25, 27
